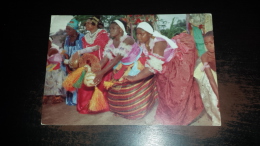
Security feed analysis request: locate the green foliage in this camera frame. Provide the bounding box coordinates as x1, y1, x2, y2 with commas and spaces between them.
160, 18, 186, 39
73, 15, 126, 31
72, 15, 186, 39
73, 15, 93, 25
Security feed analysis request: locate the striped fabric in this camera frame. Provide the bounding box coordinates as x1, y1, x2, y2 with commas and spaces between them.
108, 75, 158, 120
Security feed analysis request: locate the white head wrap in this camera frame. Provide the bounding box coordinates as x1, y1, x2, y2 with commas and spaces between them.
137, 22, 178, 49
114, 20, 127, 36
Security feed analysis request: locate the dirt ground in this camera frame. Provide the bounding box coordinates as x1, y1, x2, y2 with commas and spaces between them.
41, 97, 213, 126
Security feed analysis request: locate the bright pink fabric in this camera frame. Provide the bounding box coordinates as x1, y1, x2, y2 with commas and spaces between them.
48, 53, 62, 64
81, 30, 109, 60
155, 33, 204, 125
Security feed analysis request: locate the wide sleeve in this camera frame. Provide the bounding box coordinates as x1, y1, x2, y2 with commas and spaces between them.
173, 33, 196, 52
145, 52, 166, 74
103, 39, 113, 60
172, 33, 197, 81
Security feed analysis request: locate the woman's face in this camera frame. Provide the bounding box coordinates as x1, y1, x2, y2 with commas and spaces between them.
65, 26, 76, 36
85, 19, 96, 31
204, 36, 214, 53
109, 23, 121, 37
136, 28, 150, 44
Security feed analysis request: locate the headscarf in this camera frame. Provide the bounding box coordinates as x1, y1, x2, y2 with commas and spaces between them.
113, 20, 127, 36
67, 18, 79, 30
137, 22, 178, 49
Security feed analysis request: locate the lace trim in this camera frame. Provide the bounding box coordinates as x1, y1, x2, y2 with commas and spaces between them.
103, 35, 131, 59
114, 42, 132, 57
145, 64, 156, 74
119, 35, 128, 42
103, 39, 113, 59
84, 29, 102, 44
145, 53, 165, 74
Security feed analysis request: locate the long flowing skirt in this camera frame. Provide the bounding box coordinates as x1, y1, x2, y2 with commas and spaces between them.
194, 62, 221, 126
108, 75, 158, 120
155, 50, 204, 125
44, 67, 65, 96
76, 71, 112, 114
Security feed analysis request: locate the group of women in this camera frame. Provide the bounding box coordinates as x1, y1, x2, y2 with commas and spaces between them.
43, 15, 220, 126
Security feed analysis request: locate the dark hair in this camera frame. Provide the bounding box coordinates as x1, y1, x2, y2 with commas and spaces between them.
174, 33, 180, 36
203, 30, 214, 38
146, 21, 154, 30
98, 23, 104, 28
86, 15, 103, 28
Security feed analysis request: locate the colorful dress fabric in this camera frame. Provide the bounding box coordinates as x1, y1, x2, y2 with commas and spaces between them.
61, 33, 84, 105
77, 29, 111, 114
44, 45, 66, 96
194, 62, 221, 126
149, 33, 204, 125
104, 35, 158, 120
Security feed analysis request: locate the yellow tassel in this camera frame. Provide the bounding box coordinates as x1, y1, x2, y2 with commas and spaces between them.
62, 67, 85, 91
103, 80, 114, 90
89, 86, 109, 112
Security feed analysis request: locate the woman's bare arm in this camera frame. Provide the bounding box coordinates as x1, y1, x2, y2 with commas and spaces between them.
124, 41, 167, 82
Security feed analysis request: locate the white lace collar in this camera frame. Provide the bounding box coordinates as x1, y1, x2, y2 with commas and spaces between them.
85, 29, 102, 44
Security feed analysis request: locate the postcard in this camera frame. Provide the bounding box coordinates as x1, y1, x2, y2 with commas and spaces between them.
41, 14, 221, 126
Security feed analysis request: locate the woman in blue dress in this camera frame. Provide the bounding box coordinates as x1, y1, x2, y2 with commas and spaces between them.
61, 18, 84, 106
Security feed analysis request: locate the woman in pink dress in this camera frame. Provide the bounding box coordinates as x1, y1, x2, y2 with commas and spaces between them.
124, 22, 204, 125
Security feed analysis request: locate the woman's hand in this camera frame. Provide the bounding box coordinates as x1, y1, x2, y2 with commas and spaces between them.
93, 71, 104, 85
68, 52, 80, 68
71, 52, 80, 61
123, 75, 138, 82
124, 67, 154, 83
